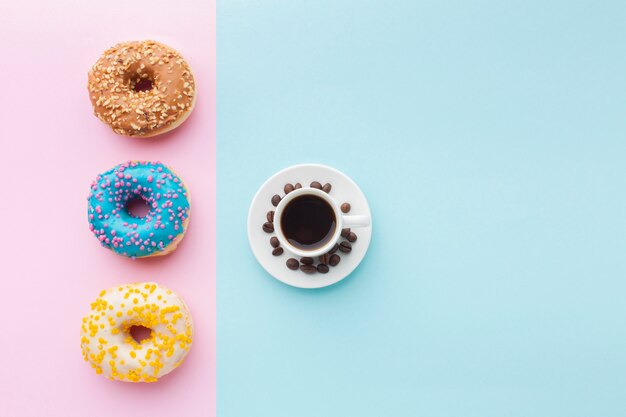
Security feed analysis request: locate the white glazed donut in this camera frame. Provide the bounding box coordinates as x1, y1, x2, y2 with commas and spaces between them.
80, 282, 193, 382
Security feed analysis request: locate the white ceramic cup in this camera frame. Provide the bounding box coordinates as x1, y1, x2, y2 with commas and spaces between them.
274, 187, 370, 258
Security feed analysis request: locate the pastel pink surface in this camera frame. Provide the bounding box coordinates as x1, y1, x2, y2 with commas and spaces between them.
0, 1, 215, 416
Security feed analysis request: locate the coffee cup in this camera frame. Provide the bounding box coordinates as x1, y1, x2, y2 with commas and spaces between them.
274, 187, 370, 258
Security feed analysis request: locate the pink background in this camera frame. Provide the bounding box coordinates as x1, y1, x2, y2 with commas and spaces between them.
0, 1, 216, 416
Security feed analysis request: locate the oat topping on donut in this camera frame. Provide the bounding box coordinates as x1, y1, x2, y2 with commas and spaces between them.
88, 40, 196, 137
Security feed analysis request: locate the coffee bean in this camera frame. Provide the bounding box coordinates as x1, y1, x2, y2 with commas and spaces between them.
322, 183, 332, 193
319, 253, 330, 265
329, 243, 339, 254
286, 258, 299, 270
262, 222, 274, 233
270, 237, 280, 248
329, 254, 341, 266
266, 210, 275, 223
339, 241, 352, 253
341, 203, 351, 213
284, 183, 294, 194
347, 232, 357, 243
271, 194, 281, 207
310, 181, 322, 190
317, 264, 329, 274
300, 264, 317, 274
294, 183, 302, 189
341, 228, 351, 238
272, 247, 284, 256
300, 257, 314, 265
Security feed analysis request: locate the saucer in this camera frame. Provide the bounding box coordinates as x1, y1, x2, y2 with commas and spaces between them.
247, 163, 372, 289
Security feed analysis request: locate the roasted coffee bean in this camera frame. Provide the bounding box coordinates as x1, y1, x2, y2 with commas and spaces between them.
339, 241, 352, 253
270, 237, 280, 248
284, 183, 295, 194
271, 194, 281, 207
272, 247, 284, 256
322, 183, 332, 193
319, 253, 330, 265
266, 210, 275, 223
300, 264, 317, 274
300, 257, 314, 265
310, 181, 322, 190
329, 243, 339, 254
341, 203, 351, 213
317, 264, 330, 274
294, 182, 302, 189
329, 254, 341, 266
341, 228, 351, 238
286, 258, 299, 270
262, 222, 274, 233
347, 232, 357, 243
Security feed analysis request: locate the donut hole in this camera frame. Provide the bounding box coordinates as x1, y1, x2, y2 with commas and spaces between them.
133, 77, 154, 92
129, 325, 153, 343
125, 196, 151, 218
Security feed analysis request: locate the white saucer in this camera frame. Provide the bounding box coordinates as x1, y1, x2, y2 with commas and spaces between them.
247, 163, 372, 289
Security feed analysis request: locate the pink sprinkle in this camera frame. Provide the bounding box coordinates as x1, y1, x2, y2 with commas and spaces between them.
147, 176, 153, 183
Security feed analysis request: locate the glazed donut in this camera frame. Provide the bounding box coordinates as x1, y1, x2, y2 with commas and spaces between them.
87, 161, 191, 258
88, 40, 196, 137
81, 282, 193, 382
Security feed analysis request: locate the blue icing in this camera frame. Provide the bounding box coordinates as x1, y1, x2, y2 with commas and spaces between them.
87, 161, 190, 258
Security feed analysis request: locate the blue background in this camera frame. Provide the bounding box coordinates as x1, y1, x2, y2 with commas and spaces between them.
217, 1, 626, 416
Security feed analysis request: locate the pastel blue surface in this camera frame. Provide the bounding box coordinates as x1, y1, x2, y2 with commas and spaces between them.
217, 1, 626, 416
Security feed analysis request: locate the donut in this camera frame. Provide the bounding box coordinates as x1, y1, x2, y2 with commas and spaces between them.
81, 282, 193, 382
87, 161, 191, 258
88, 40, 196, 137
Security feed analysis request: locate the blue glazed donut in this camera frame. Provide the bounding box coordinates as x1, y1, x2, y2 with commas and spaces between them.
87, 161, 191, 258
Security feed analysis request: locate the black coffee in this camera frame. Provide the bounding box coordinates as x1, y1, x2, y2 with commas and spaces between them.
281, 194, 336, 250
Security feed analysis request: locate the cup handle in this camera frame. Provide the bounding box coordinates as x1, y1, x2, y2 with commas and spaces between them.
342, 214, 370, 228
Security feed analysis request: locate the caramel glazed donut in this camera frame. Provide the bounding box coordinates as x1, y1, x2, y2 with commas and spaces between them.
88, 40, 196, 137
81, 283, 193, 382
